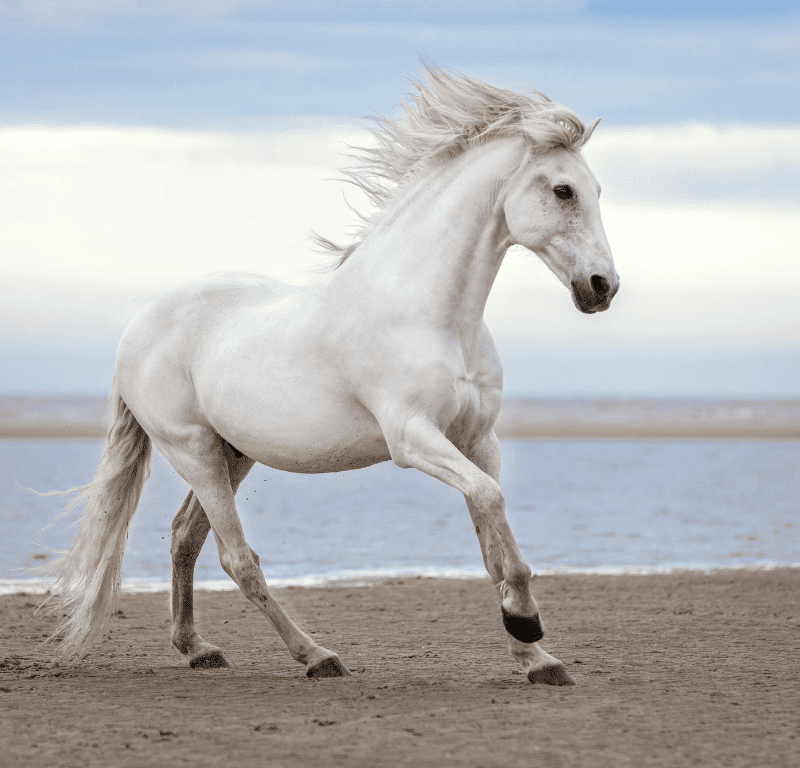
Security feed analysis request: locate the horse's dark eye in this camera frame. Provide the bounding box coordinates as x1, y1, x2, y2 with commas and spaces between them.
554, 185, 573, 200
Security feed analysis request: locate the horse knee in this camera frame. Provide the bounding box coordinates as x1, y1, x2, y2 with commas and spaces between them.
467, 474, 504, 514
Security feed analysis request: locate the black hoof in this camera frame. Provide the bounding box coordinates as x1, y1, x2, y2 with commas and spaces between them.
189, 649, 233, 669
502, 607, 544, 643
306, 656, 352, 679
527, 664, 576, 686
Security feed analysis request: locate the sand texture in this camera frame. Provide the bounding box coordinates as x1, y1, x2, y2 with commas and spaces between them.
1, 570, 798, 767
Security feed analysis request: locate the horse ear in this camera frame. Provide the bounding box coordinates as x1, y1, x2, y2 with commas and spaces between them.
583, 117, 601, 142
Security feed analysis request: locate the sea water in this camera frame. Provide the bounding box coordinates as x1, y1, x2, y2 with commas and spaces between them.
1, 439, 798, 592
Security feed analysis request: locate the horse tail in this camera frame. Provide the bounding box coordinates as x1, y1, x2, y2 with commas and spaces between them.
36, 389, 152, 663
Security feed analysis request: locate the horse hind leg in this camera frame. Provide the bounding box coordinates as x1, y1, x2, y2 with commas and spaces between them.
170, 490, 231, 668
164, 429, 350, 679
170, 443, 254, 668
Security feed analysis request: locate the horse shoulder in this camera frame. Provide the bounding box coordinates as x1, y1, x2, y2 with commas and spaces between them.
442, 322, 503, 447
360, 321, 502, 447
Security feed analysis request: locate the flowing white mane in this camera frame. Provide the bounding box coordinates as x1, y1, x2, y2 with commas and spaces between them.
316, 63, 596, 268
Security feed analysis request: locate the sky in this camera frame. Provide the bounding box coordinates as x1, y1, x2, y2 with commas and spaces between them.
1, 1, 798, 397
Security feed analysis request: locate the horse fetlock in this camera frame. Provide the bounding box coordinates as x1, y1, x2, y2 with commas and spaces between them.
504, 561, 532, 592
499, 576, 537, 618
172, 637, 231, 669
170, 629, 197, 655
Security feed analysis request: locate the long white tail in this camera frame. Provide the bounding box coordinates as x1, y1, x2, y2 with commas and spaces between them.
37, 390, 152, 663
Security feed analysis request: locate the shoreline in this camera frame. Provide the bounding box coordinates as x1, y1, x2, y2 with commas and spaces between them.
3, 561, 799, 595
2, 395, 799, 440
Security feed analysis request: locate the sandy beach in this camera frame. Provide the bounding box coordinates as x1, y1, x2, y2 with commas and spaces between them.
1, 570, 798, 767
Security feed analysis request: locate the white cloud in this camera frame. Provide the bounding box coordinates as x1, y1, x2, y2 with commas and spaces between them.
1, 122, 797, 393
0, 122, 365, 287
588, 123, 800, 173
583, 123, 800, 204
488, 202, 799, 355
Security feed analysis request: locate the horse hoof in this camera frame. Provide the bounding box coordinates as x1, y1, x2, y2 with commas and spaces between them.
501, 607, 544, 644
189, 649, 233, 669
527, 664, 576, 686
306, 656, 352, 679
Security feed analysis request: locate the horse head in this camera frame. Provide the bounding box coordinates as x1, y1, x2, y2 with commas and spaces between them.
503, 121, 619, 314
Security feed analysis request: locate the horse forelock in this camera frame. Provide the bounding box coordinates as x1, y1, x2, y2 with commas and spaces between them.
315, 63, 593, 269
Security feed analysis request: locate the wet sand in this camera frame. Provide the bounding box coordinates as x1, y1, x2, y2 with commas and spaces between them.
1, 570, 798, 767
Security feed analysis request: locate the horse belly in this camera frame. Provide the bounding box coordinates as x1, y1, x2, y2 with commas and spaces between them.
209, 396, 392, 474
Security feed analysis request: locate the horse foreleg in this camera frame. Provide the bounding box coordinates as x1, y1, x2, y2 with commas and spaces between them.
170, 443, 255, 668
464, 431, 575, 686
386, 417, 573, 685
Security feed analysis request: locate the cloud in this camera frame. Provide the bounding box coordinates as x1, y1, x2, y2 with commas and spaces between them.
0, 122, 365, 286
1, 122, 797, 395
584, 123, 800, 205
488, 203, 799, 353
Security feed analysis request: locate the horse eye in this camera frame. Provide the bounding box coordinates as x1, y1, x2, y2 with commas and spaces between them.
554, 185, 573, 200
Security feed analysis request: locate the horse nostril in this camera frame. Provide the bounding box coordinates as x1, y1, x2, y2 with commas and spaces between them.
590, 274, 610, 299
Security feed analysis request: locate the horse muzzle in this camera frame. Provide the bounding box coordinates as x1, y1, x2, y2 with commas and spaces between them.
570, 274, 619, 314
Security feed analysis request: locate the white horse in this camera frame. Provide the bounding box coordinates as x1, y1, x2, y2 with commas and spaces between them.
39, 65, 618, 685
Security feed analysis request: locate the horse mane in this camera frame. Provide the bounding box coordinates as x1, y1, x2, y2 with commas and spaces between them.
314, 62, 595, 269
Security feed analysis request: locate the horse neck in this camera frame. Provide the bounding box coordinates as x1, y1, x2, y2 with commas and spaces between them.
333, 136, 524, 338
